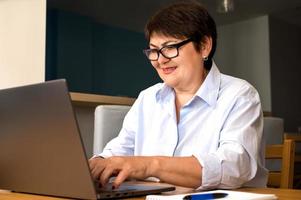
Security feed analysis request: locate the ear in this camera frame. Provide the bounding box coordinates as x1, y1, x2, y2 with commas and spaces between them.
200, 36, 212, 59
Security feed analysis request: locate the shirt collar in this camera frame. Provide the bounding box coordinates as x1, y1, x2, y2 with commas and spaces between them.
156, 61, 221, 107
156, 83, 173, 103
195, 61, 221, 107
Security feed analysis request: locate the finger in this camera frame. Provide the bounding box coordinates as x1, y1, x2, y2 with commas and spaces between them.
91, 166, 101, 180
90, 160, 106, 180
112, 170, 129, 189
99, 167, 117, 187
89, 158, 97, 170
89, 157, 103, 169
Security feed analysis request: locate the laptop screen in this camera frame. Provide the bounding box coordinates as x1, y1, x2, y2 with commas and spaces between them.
0, 80, 175, 199
0, 80, 97, 199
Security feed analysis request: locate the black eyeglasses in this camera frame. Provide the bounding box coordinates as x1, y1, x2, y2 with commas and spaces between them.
143, 38, 193, 61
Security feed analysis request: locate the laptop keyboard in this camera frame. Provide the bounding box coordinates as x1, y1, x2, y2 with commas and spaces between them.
95, 183, 137, 193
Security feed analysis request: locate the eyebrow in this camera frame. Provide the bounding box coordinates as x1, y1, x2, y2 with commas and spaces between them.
149, 40, 178, 48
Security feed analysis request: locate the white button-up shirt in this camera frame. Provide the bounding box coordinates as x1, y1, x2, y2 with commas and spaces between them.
99, 63, 268, 189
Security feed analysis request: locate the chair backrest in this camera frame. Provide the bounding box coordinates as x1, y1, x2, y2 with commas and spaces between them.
93, 105, 131, 155
266, 139, 295, 188
284, 133, 301, 188
284, 133, 301, 162
263, 117, 284, 172
263, 117, 284, 145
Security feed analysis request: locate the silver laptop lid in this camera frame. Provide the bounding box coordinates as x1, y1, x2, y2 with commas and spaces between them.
0, 79, 97, 199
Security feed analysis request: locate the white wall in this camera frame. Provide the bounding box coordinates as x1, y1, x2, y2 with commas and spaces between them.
0, 0, 46, 89
215, 16, 271, 111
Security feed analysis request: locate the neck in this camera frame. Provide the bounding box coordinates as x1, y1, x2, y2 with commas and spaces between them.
174, 69, 208, 97
174, 69, 208, 123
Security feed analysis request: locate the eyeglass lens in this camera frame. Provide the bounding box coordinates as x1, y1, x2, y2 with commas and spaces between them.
143, 38, 192, 61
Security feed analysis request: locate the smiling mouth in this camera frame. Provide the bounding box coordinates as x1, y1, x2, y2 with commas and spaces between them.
162, 67, 177, 74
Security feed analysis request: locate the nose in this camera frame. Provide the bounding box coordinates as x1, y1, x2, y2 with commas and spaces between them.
157, 52, 170, 65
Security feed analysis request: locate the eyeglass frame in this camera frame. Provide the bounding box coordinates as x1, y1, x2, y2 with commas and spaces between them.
143, 38, 193, 61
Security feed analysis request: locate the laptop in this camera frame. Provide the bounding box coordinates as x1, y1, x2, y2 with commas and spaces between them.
0, 79, 175, 199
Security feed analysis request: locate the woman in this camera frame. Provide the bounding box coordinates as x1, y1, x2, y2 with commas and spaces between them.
89, 1, 267, 190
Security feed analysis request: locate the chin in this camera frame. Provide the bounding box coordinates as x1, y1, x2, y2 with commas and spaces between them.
159, 74, 178, 87
163, 80, 178, 88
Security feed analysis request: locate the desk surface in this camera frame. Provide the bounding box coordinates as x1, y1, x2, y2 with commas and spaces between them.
1, 186, 301, 200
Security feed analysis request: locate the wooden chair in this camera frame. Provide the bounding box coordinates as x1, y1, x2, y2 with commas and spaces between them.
284, 133, 301, 162
266, 139, 295, 188
284, 133, 301, 188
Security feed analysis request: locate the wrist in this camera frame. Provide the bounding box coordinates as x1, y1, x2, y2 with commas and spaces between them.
147, 156, 160, 178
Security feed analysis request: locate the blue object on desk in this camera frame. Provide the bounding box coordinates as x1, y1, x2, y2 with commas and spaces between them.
183, 192, 228, 200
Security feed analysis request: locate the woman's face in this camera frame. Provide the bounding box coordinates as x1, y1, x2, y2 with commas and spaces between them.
149, 33, 209, 91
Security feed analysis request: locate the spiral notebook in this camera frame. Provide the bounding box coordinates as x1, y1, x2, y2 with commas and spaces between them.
146, 189, 277, 200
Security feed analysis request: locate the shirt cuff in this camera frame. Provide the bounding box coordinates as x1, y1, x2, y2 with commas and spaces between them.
91, 155, 105, 159
193, 153, 222, 190
97, 151, 112, 158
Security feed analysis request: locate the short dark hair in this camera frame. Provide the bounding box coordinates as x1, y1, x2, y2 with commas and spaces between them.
144, 0, 217, 70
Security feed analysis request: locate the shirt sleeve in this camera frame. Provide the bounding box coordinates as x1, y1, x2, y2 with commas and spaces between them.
195, 85, 264, 190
